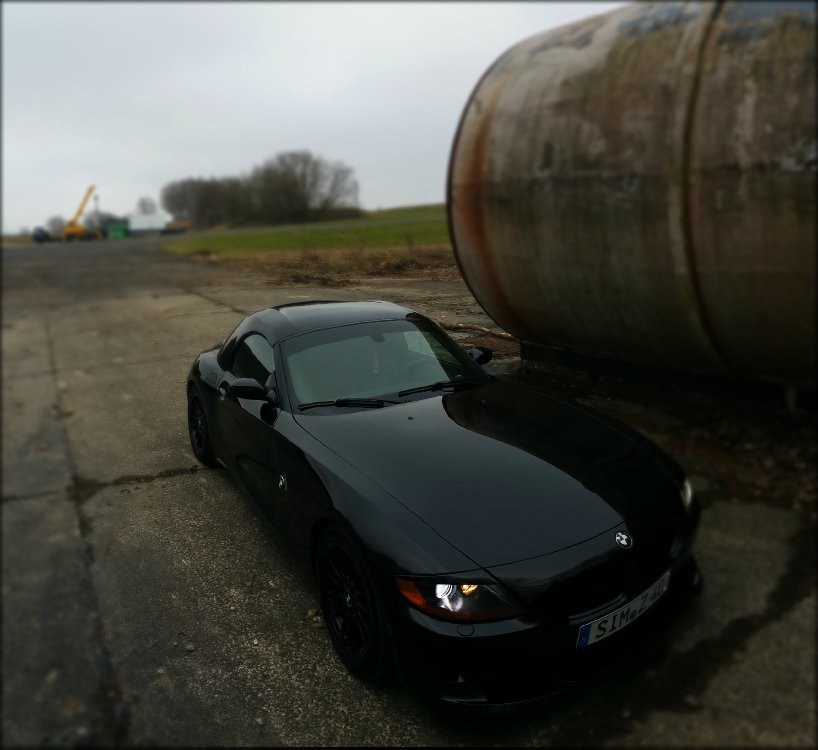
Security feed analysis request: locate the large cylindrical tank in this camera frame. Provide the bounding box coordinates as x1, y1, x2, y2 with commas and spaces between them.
447, 1, 816, 387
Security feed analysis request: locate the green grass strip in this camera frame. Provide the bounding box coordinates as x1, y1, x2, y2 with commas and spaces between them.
161, 203, 450, 256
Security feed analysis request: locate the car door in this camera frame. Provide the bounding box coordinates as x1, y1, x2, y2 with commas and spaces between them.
215, 333, 288, 528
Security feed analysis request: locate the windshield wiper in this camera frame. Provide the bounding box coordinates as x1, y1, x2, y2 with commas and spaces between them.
398, 378, 484, 397
298, 398, 401, 411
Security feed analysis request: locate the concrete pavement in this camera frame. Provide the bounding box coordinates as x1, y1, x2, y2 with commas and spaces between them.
2, 238, 814, 746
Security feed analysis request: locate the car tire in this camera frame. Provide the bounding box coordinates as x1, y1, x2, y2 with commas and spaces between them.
187, 390, 215, 466
316, 527, 396, 684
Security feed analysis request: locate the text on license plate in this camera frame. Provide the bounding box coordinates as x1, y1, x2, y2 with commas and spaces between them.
576, 570, 670, 649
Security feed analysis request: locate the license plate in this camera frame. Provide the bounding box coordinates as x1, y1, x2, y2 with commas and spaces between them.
576, 570, 670, 649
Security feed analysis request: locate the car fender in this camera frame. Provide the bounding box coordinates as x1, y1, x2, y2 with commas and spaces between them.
284, 418, 481, 578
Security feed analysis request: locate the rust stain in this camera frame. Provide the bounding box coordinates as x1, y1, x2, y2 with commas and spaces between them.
679, 0, 734, 375
449, 1, 815, 386
455, 69, 533, 341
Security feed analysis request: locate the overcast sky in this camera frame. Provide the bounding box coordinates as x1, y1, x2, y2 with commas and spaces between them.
3, 1, 623, 234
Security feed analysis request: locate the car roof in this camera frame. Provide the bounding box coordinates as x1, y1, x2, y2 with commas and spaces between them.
216, 300, 422, 369
252, 300, 416, 341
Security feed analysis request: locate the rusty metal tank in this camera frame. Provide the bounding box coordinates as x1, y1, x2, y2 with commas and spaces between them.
447, 1, 816, 387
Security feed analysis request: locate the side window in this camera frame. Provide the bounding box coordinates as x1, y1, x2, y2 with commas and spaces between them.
403, 329, 458, 366
403, 330, 435, 357
231, 334, 275, 387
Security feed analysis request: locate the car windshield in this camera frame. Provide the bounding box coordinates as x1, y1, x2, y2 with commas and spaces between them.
281, 317, 489, 410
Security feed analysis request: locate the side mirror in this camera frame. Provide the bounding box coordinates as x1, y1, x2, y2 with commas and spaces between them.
467, 346, 493, 366
260, 388, 279, 425
230, 378, 268, 400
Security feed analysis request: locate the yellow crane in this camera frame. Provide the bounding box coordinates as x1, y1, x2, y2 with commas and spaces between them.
62, 185, 101, 241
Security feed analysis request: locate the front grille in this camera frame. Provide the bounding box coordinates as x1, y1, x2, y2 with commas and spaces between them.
633, 523, 675, 577
545, 562, 626, 617
526, 520, 678, 622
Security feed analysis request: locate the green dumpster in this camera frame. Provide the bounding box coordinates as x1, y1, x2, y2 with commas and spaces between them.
106, 222, 129, 240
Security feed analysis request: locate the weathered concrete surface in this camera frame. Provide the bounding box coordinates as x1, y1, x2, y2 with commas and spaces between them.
1, 493, 108, 745
1, 372, 72, 500
1, 238, 814, 746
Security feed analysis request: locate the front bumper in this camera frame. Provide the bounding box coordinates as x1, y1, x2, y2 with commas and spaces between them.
389, 553, 703, 710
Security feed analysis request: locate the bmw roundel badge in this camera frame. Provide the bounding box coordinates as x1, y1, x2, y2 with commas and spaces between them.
615, 531, 633, 549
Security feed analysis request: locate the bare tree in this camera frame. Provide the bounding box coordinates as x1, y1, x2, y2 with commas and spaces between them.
45, 216, 66, 235
159, 150, 360, 227
247, 150, 359, 224
316, 159, 359, 216
161, 180, 197, 220
136, 196, 158, 214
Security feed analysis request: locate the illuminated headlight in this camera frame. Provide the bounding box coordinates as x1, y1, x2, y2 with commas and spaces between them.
681, 478, 694, 510
396, 578, 524, 622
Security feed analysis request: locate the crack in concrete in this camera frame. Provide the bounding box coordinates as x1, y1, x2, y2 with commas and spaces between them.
36, 274, 133, 746
12, 254, 236, 746
148, 270, 249, 317
69, 464, 208, 506
1, 489, 69, 504
61, 353, 192, 375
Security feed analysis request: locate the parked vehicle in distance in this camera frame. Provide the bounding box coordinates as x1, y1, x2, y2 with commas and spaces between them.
186, 300, 703, 708
31, 227, 51, 244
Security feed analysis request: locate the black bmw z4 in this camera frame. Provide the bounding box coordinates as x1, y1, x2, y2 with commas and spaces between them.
186, 300, 703, 708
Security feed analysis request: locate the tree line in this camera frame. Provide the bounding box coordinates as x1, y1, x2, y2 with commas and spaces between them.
160, 150, 361, 227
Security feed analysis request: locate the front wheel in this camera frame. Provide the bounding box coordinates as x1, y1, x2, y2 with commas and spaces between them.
187, 390, 215, 465
316, 527, 395, 683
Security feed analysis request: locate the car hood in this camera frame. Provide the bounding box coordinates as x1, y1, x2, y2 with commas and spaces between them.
294, 379, 681, 569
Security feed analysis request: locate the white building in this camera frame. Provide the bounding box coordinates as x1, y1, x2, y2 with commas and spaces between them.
127, 213, 169, 234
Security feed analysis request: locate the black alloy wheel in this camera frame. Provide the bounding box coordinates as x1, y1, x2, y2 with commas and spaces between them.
187, 391, 215, 465
316, 528, 395, 683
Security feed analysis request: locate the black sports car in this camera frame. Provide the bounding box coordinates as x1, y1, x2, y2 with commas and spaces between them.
186, 300, 702, 707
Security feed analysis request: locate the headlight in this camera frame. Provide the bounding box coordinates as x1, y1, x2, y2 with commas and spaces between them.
681, 478, 694, 510
395, 577, 525, 622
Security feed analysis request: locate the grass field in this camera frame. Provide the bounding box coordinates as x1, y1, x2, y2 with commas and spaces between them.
160, 203, 450, 257
159, 203, 459, 286
2, 233, 34, 245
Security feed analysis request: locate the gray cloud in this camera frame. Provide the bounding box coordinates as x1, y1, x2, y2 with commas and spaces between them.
2, 1, 623, 233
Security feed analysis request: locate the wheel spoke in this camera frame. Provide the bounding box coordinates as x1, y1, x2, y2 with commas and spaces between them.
326, 564, 345, 594
321, 542, 380, 666
189, 399, 207, 453
354, 609, 370, 639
